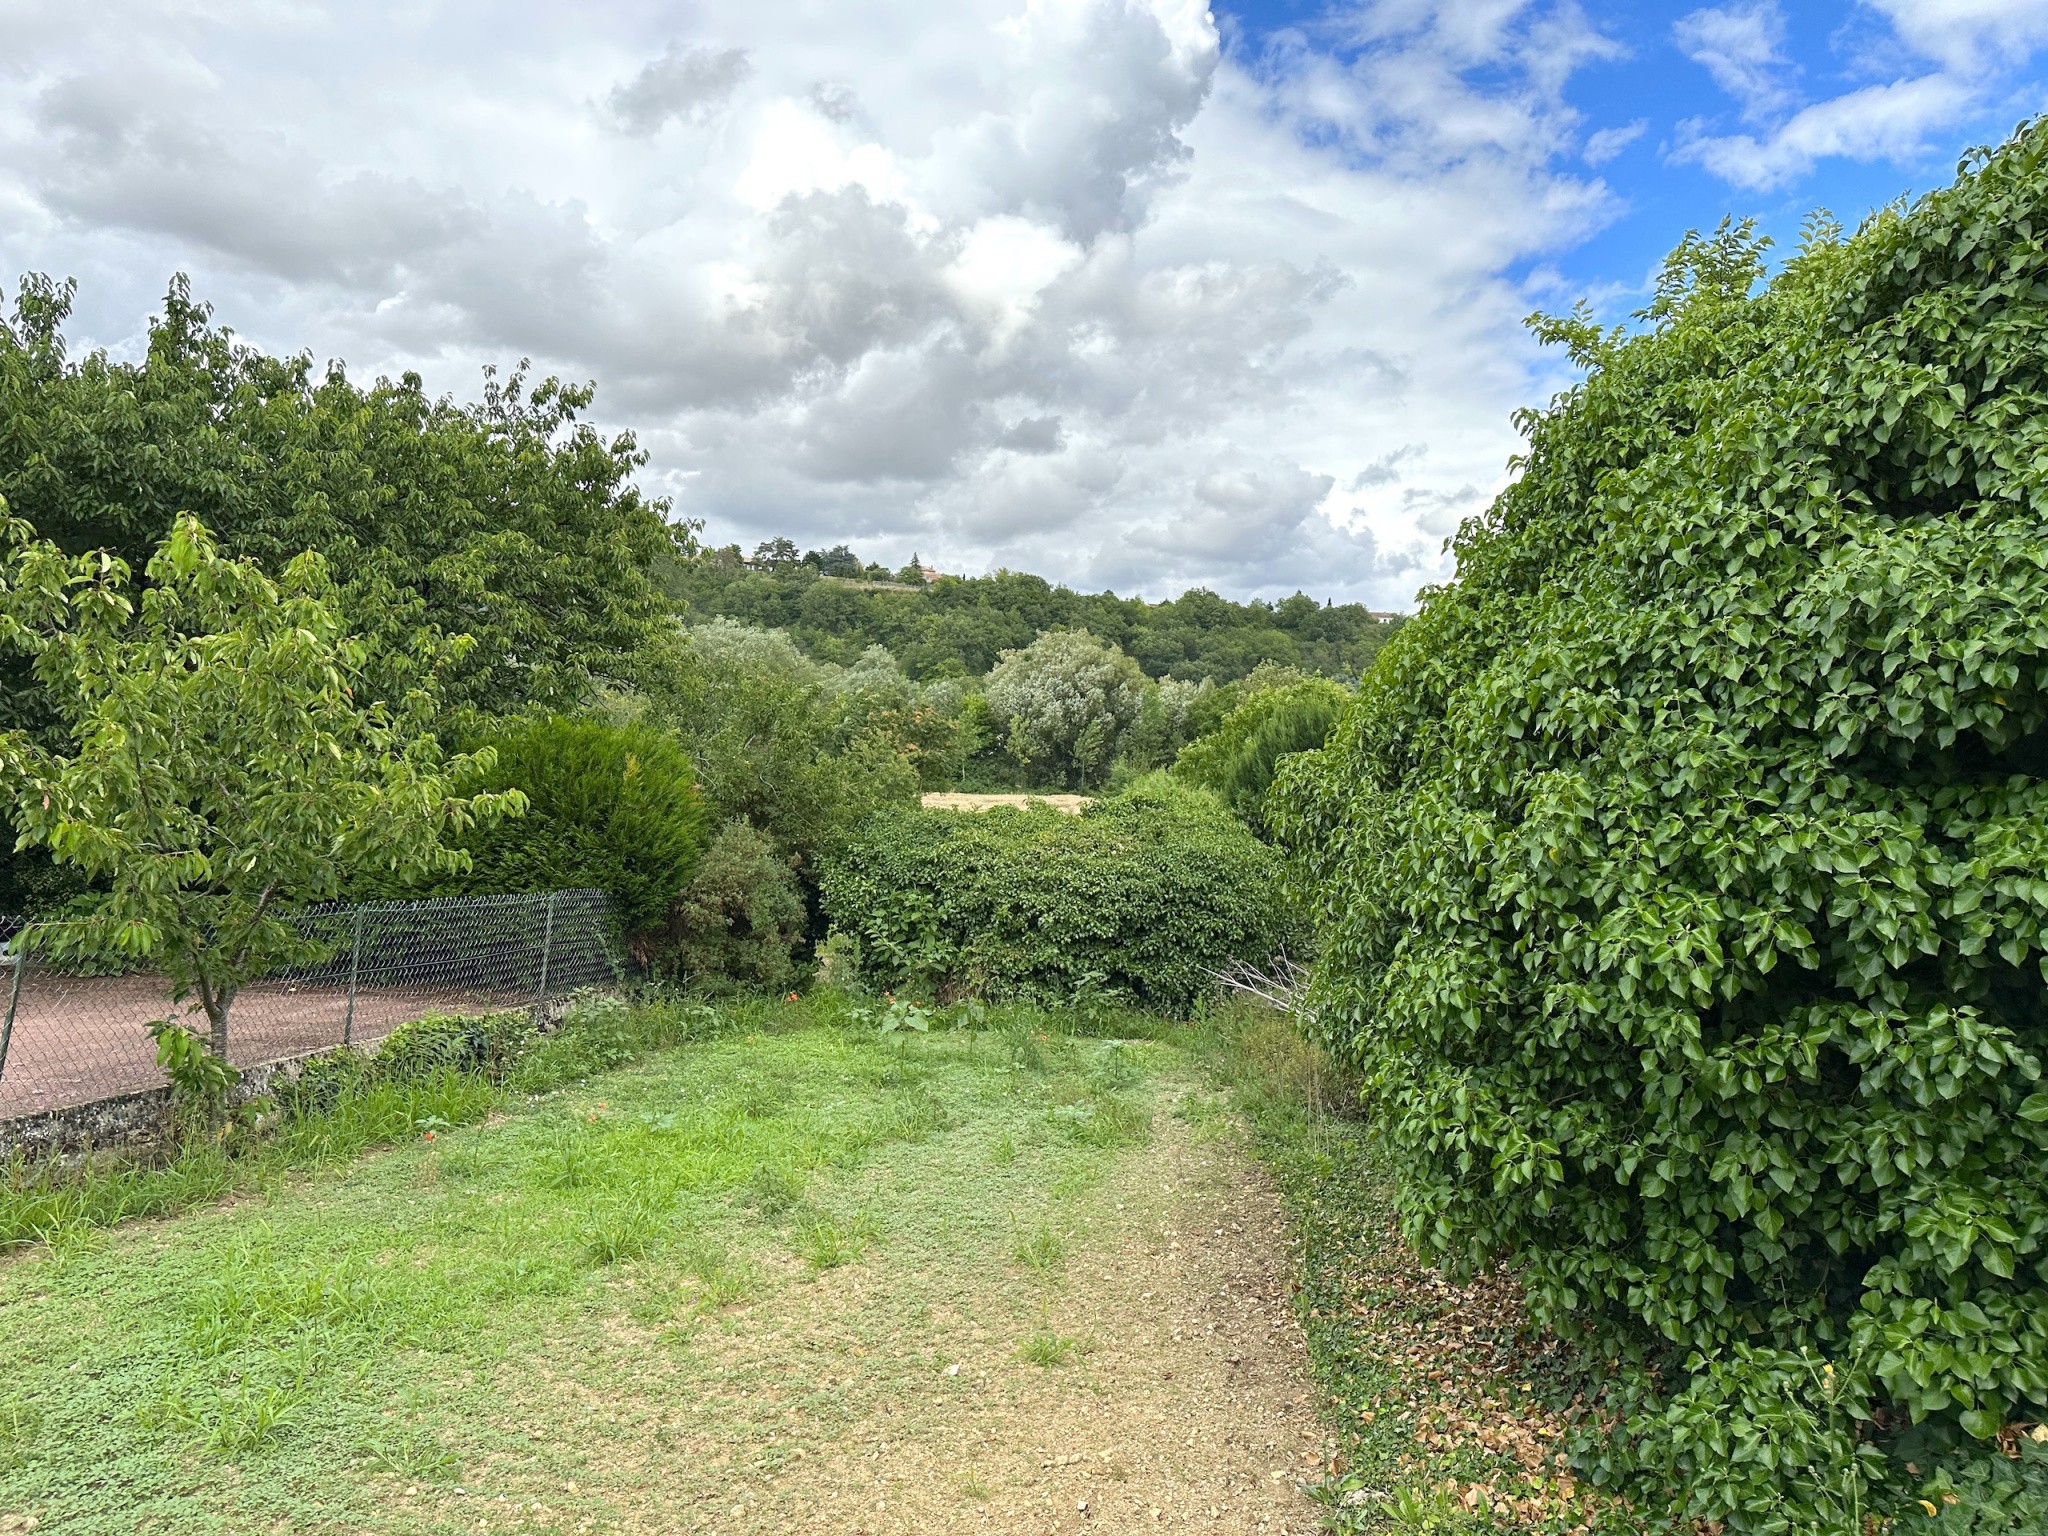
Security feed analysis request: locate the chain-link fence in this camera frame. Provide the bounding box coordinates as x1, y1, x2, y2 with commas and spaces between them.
0, 890, 620, 1121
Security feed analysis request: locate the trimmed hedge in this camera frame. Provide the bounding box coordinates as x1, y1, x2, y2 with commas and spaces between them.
1272, 126, 2048, 1522
821, 777, 1292, 1014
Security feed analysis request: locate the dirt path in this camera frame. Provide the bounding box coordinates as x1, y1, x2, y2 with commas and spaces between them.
786, 1113, 1327, 1534
480, 1100, 1328, 1536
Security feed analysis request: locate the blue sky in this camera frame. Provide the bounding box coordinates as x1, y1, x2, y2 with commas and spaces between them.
6, 1, 2048, 605
1221, 0, 2048, 310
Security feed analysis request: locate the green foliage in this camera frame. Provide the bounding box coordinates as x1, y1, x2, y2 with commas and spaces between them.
821, 775, 1293, 1014
983, 629, 1150, 789
371, 1010, 538, 1087
825, 644, 979, 787
503, 991, 725, 1095
0, 275, 686, 719
425, 714, 707, 943
1175, 669, 1348, 831
654, 620, 917, 873
867, 997, 933, 1035
666, 819, 807, 990
1899, 1431, 2048, 1532
1116, 676, 1209, 776
1590, 1347, 1885, 1534
669, 541, 1399, 684
1271, 126, 2048, 1518
147, 1020, 240, 1133
1016, 1327, 1083, 1367
0, 510, 517, 1054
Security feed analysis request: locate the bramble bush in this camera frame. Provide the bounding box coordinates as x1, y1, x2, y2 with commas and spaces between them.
1272, 125, 2048, 1526
821, 775, 1293, 1014
666, 819, 808, 991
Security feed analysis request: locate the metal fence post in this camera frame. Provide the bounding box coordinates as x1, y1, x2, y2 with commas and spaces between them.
343, 906, 365, 1046
533, 891, 559, 1020
0, 927, 26, 1091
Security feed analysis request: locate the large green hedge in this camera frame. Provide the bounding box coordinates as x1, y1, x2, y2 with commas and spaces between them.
821, 778, 1291, 1014
1273, 128, 2048, 1520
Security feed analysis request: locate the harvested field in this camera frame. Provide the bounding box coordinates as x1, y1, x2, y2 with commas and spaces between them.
921, 793, 1092, 814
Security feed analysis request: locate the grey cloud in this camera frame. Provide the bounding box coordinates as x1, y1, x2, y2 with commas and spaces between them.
1402, 481, 1484, 536
1080, 455, 1389, 597
607, 43, 751, 135
1349, 443, 1424, 491
31, 72, 482, 290
808, 82, 862, 124
788, 345, 986, 483
752, 189, 943, 368
996, 415, 1064, 454
945, 2, 1214, 242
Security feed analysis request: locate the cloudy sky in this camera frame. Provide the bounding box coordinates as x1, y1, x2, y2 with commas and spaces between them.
4, 1, 2046, 607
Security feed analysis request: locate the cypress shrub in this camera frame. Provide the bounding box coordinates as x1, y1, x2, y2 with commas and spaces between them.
439, 715, 707, 943
1272, 126, 2048, 1521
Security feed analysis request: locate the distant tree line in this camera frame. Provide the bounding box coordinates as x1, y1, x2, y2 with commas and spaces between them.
668, 538, 1402, 684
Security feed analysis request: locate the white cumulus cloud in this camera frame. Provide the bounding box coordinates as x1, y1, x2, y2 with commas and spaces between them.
0, 0, 1634, 608
1675, 0, 2048, 188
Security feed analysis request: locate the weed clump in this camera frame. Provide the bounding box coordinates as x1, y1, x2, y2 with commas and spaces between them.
794, 1209, 876, 1271
1016, 1328, 1083, 1368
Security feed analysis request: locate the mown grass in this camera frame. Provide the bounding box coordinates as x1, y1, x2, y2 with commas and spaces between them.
0, 993, 1176, 1534
0, 991, 739, 1249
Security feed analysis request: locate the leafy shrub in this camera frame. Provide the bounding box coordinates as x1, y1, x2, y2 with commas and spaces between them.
374, 1010, 535, 1084
983, 629, 1150, 789
428, 714, 707, 943
278, 1009, 533, 1118
148, 1019, 240, 1134
505, 992, 721, 1093
654, 620, 918, 874
1272, 128, 2048, 1516
1899, 1430, 2048, 1533
665, 820, 807, 990
1174, 670, 1347, 832
821, 774, 1292, 1014
280, 1048, 372, 1119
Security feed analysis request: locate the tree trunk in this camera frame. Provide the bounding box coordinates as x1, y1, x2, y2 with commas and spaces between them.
194, 972, 236, 1059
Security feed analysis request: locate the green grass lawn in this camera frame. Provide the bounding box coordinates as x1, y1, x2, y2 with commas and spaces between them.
0, 996, 1647, 1536
0, 1003, 1188, 1534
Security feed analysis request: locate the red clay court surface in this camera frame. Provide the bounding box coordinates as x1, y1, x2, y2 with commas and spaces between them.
0, 973, 524, 1119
